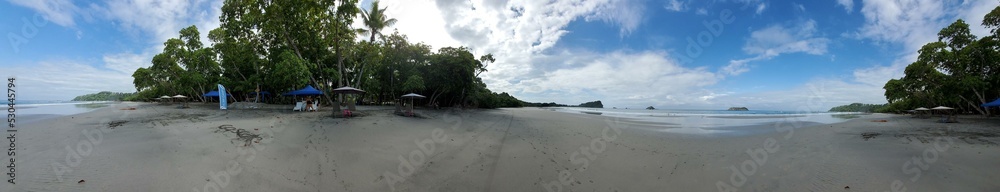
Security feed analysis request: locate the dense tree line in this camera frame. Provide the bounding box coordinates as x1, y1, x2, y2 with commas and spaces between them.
828, 103, 886, 113
127, 0, 523, 109
522, 102, 569, 107
879, 6, 1000, 115
72, 91, 135, 101
578, 100, 604, 108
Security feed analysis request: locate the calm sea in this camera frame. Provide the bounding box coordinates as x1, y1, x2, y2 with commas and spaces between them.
552, 107, 867, 135
3, 100, 115, 124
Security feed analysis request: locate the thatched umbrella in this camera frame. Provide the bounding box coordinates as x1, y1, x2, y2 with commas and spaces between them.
401, 93, 426, 116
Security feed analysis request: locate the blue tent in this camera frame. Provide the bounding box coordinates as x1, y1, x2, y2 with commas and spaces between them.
203, 90, 220, 97
282, 85, 323, 96
982, 98, 1000, 107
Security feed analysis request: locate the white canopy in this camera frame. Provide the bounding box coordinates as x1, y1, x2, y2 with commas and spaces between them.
332, 86, 365, 94
172, 95, 188, 98
931, 106, 954, 110
914, 107, 930, 111
401, 93, 426, 99
160, 95, 172, 99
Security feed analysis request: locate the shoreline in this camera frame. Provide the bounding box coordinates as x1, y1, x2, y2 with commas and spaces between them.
2, 103, 998, 191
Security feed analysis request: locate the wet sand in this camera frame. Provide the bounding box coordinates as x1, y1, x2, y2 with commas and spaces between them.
2, 102, 999, 191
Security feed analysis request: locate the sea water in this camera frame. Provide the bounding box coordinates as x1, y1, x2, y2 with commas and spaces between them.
3, 100, 114, 124
553, 107, 866, 135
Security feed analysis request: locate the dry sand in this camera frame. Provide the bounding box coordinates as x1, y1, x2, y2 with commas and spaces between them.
2, 102, 999, 191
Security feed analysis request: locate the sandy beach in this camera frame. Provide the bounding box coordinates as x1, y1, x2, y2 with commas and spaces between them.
3, 102, 1000, 191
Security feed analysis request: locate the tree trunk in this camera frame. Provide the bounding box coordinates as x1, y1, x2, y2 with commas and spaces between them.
959, 95, 988, 116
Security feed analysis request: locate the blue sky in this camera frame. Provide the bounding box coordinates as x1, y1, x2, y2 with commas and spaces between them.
1, 0, 997, 111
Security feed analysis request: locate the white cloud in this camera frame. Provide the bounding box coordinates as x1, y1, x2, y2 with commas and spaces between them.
103, 51, 155, 74
959, 0, 998, 38
695, 8, 708, 15
755, 3, 767, 15
7, 0, 224, 99
836, 0, 854, 14
712, 78, 888, 111
723, 19, 829, 75
584, 0, 646, 37
98, 0, 223, 47
6, 0, 80, 27
839, 0, 999, 107
856, 0, 950, 52
8, 60, 136, 100
516, 51, 721, 107
664, 0, 685, 12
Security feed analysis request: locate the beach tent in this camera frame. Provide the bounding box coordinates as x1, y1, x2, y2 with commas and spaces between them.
158, 95, 172, 104
982, 98, 1000, 107
172, 95, 190, 108
914, 107, 931, 118
932, 106, 957, 123
401, 93, 426, 116
203, 91, 220, 97
282, 85, 324, 96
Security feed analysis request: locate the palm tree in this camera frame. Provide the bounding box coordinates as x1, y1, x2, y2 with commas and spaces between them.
358, 0, 397, 43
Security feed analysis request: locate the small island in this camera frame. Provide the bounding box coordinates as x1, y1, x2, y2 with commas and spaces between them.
646, 106, 655, 110
727, 107, 749, 111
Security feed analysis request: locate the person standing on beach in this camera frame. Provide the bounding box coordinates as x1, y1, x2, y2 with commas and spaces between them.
305, 96, 315, 111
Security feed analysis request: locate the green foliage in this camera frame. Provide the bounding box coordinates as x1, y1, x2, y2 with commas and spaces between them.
828, 103, 887, 112
578, 100, 604, 108
358, 0, 397, 43
72, 91, 135, 101
882, 8, 1000, 115
128, 0, 531, 109
522, 102, 569, 107
267, 51, 313, 93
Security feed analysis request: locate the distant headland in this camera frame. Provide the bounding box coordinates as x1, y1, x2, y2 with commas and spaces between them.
727, 107, 748, 111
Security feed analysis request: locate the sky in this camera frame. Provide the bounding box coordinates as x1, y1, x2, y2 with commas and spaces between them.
1, 0, 997, 111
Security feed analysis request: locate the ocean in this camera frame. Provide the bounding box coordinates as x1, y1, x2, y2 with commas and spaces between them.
4, 100, 115, 124
552, 107, 864, 135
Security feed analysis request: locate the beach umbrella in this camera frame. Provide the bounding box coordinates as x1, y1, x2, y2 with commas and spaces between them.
172, 95, 189, 107
931, 106, 955, 117
332, 86, 365, 94
914, 107, 930, 111
158, 95, 172, 103
931, 106, 953, 110
401, 93, 426, 99
332, 86, 365, 109
401, 93, 425, 115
